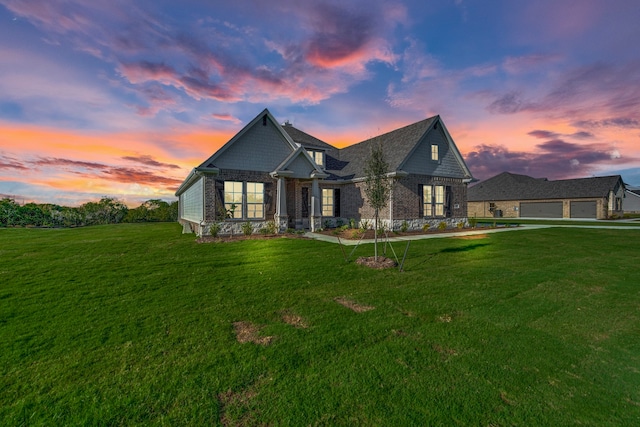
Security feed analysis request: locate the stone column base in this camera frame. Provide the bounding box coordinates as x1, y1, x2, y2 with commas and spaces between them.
275, 216, 289, 233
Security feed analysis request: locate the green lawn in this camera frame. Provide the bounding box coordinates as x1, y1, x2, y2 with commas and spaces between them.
1, 223, 639, 425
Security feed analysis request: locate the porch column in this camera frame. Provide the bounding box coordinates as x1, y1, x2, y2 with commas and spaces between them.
274, 176, 288, 233
311, 178, 321, 232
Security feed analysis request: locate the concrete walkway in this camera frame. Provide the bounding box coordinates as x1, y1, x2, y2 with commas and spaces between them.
303, 223, 640, 246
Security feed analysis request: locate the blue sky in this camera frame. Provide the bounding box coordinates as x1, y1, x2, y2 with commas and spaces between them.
1, 0, 639, 205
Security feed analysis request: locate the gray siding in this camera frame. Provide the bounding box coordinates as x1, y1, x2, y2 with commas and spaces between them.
401, 128, 466, 178
213, 121, 293, 171
286, 153, 316, 178
181, 177, 203, 222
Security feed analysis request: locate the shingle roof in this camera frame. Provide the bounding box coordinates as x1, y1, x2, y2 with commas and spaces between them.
282, 125, 336, 151
334, 116, 437, 179
468, 172, 623, 201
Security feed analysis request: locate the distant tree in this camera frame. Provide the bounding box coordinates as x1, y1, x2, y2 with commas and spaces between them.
0, 198, 20, 227
80, 197, 128, 225
363, 143, 391, 262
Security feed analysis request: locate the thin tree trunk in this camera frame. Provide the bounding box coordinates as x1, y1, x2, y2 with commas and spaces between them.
374, 209, 378, 262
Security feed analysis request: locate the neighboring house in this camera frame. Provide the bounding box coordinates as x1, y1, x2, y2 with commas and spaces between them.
624, 187, 640, 214
175, 108, 474, 236
467, 172, 625, 219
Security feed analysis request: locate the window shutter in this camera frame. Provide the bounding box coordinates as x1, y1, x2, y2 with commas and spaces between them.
418, 184, 424, 217
445, 186, 452, 217
216, 180, 225, 219
334, 189, 341, 217
264, 182, 273, 216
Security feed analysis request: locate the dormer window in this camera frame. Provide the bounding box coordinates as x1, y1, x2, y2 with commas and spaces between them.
307, 150, 324, 167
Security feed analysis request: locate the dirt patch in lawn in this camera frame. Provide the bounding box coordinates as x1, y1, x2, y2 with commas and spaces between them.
453, 233, 489, 240
281, 311, 308, 329
232, 321, 273, 345
334, 297, 375, 313
355, 256, 397, 269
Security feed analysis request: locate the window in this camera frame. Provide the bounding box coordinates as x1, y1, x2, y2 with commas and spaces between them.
423, 185, 445, 217
307, 150, 324, 167
322, 188, 334, 216
431, 144, 439, 161
246, 182, 264, 219
423, 185, 432, 217
224, 181, 264, 219
224, 181, 243, 219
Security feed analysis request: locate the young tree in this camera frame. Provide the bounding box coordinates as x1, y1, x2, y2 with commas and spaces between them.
363, 142, 391, 261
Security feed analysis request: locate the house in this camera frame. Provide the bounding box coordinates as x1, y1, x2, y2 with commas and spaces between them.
467, 172, 625, 219
624, 187, 640, 214
175, 109, 474, 236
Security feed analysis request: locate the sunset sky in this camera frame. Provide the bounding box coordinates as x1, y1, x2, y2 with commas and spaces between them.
1, 0, 639, 206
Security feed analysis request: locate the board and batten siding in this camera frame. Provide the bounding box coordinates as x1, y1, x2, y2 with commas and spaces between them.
180, 177, 204, 223
401, 128, 466, 178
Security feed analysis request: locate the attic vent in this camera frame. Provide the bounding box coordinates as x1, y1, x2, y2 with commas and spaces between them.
434, 122, 438, 130
262, 115, 267, 126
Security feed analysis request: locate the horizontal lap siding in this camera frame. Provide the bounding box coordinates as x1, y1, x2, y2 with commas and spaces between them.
181, 177, 203, 223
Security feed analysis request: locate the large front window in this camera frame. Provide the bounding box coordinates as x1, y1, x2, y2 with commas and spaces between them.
423, 185, 445, 217
322, 188, 334, 216
246, 182, 264, 219
224, 181, 264, 219
224, 181, 243, 219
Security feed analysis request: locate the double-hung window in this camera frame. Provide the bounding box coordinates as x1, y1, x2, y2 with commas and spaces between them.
224, 181, 264, 219
431, 144, 439, 161
322, 188, 334, 217
224, 181, 243, 219
423, 185, 445, 217
307, 150, 324, 167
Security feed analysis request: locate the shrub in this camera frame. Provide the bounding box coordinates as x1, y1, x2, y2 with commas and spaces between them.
324, 219, 332, 229
468, 216, 478, 228
209, 223, 221, 237
286, 228, 296, 234
422, 223, 431, 232
438, 221, 447, 231
400, 220, 409, 233
336, 218, 344, 227
360, 219, 371, 230
457, 221, 464, 229
340, 224, 349, 232
261, 221, 277, 235
349, 218, 356, 229
241, 221, 253, 236
351, 229, 363, 239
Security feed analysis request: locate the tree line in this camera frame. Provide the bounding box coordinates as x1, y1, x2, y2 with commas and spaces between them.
0, 197, 178, 228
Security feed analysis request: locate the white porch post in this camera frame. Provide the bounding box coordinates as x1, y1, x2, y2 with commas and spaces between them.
311, 178, 321, 232
274, 176, 288, 232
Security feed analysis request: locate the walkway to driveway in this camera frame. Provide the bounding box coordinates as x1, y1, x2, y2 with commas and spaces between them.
304, 223, 640, 246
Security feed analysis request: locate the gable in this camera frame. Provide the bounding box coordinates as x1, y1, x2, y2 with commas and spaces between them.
396, 119, 472, 180
400, 127, 468, 178
284, 152, 317, 178
202, 113, 295, 172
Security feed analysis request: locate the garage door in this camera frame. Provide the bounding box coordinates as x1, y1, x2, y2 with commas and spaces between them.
520, 202, 563, 218
570, 201, 597, 218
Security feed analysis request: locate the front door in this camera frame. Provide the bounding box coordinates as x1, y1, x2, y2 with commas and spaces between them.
301, 187, 310, 229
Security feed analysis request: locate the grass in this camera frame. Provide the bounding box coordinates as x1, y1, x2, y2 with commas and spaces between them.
475, 217, 640, 227
1, 223, 640, 425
